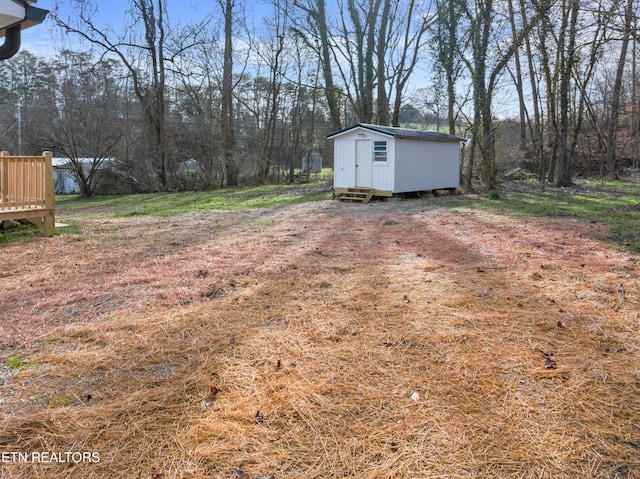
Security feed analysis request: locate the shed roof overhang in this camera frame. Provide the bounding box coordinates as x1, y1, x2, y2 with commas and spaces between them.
327, 123, 466, 142
1, 0, 46, 31
0, 0, 48, 60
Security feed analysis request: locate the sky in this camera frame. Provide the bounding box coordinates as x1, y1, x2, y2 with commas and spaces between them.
20, 0, 118, 56
18, 0, 229, 57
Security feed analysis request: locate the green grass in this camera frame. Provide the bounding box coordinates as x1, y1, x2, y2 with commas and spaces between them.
0, 221, 41, 243
6, 356, 23, 369
4, 178, 640, 253
440, 180, 640, 253
57, 181, 333, 217
0, 181, 332, 243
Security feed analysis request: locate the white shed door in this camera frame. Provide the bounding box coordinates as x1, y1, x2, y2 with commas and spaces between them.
355, 139, 372, 188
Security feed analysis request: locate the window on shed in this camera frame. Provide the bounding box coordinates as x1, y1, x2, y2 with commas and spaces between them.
374, 141, 388, 162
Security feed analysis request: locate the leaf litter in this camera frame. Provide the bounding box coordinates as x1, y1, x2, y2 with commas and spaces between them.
0, 198, 638, 478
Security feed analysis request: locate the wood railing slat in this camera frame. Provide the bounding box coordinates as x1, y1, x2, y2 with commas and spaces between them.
0, 151, 56, 236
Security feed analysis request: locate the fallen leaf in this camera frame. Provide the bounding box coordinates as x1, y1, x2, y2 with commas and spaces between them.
202, 284, 225, 298
210, 386, 221, 395
540, 350, 557, 369
255, 410, 264, 423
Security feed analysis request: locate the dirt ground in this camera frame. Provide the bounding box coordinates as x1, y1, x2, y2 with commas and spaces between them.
0, 196, 639, 478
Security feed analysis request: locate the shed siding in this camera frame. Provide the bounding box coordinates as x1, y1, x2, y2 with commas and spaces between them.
394, 139, 460, 192
333, 129, 394, 190
331, 125, 462, 194
371, 135, 394, 192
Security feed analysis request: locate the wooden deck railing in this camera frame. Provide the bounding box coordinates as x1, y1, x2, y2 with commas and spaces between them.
0, 151, 55, 236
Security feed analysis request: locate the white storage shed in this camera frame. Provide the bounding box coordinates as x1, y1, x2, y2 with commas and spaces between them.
328, 123, 464, 202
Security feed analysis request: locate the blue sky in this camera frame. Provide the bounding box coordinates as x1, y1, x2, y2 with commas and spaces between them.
21, 0, 120, 55
19, 1, 235, 57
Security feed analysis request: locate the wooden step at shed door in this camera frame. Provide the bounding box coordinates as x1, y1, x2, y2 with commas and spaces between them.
336, 188, 374, 204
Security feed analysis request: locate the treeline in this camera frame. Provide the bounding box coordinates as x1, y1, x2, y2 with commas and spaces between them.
0, 0, 638, 195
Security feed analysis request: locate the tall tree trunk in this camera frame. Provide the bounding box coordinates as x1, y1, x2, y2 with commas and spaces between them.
260, 33, 284, 183
51, 0, 211, 192
520, 0, 543, 188
294, 0, 342, 130
605, 0, 633, 179
632, 17, 639, 169
470, 0, 494, 187
346, 0, 381, 123
221, 0, 237, 186
317, 0, 342, 130
135, 0, 170, 188
530, 0, 559, 184
507, 0, 527, 150
569, 5, 609, 178
556, 0, 579, 187
376, 0, 391, 125
434, 0, 462, 135
390, 0, 432, 127
155, 0, 168, 187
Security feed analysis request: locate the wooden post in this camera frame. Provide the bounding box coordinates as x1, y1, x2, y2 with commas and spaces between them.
1, 151, 8, 209
42, 151, 55, 236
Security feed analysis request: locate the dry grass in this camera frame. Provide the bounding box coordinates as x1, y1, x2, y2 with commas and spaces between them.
0, 198, 638, 478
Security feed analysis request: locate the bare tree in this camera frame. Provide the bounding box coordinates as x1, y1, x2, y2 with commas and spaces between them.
255, 1, 288, 183
461, 0, 541, 188
53, 0, 198, 189
342, 0, 379, 123
605, 0, 634, 178
387, 0, 434, 127
507, 0, 527, 150
518, 0, 544, 186
218, 0, 239, 186
555, 0, 580, 186
376, 0, 391, 125
49, 51, 124, 196
632, 14, 639, 169
293, 0, 342, 130
433, 0, 465, 135
173, 42, 225, 189
0, 51, 56, 154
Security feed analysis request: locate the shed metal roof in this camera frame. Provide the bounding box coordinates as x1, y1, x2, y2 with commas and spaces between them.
327, 123, 465, 142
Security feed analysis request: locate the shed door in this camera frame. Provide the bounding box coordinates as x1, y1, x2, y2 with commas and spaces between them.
355, 139, 372, 188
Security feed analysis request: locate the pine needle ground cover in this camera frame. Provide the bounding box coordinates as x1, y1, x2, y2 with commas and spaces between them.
0, 194, 638, 478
